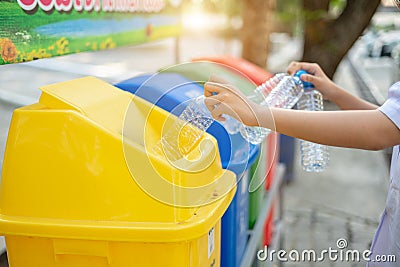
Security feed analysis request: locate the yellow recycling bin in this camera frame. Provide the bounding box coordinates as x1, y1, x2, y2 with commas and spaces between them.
0, 77, 236, 267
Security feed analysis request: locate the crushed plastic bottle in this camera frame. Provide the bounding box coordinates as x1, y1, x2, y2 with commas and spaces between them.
222, 115, 243, 134
295, 70, 329, 172
154, 95, 214, 161
221, 73, 286, 135
239, 72, 304, 144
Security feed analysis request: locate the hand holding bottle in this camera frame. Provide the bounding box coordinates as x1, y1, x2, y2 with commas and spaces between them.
205, 72, 305, 144
204, 81, 264, 127
287, 61, 338, 101
287, 61, 378, 110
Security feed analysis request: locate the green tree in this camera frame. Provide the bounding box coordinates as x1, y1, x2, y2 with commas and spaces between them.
241, 0, 380, 78
241, 0, 276, 68
302, 0, 380, 78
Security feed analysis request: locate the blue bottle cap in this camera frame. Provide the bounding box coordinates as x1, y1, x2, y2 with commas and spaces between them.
295, 70, 315, 91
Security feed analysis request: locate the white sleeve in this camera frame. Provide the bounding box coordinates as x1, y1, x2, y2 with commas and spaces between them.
378, 82, 400, 130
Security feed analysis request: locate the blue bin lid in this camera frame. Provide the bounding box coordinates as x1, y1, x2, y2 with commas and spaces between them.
116, 73, 259, 175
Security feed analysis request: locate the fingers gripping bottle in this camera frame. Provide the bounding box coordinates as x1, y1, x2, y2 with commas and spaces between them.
295, 70, 329, 172
222, 73, 286, 134
239, 72, 304, 144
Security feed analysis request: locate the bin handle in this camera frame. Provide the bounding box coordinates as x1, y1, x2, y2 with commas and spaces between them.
53, 239, 111, 265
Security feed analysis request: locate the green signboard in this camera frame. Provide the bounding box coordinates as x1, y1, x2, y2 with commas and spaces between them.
0, 0, 182, 64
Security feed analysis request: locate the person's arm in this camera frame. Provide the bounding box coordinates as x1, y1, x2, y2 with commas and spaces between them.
286, 61, 378, 110
325, 85, 378, 110
263, 108, 399, 150
204, 82, 400, 151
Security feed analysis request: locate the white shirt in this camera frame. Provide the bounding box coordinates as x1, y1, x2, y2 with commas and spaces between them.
368, 81, 400, 266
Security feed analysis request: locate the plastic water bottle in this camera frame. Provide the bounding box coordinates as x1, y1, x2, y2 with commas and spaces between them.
222, 115, 243, 134
295, 70, 329, 172
221, 73, 286, 134
154, 95, 214, 161
239, 72, 304, 144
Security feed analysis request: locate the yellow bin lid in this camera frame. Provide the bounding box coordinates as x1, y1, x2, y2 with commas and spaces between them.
0, 77, 236, 242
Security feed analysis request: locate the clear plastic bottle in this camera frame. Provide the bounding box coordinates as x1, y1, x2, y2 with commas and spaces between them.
153, 95, 214, 161
222, 115, 243, 134
221, 73, 286, 135
295, 70, 329, 172
239, 72, 304, 144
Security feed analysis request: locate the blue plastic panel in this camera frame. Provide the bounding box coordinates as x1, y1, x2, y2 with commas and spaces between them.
221, 169, 250, 267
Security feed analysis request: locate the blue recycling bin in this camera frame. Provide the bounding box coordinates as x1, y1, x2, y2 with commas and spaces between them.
116, 73, 259, 267
279, 134, 296, 183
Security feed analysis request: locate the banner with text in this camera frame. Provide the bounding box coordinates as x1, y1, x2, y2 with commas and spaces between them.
0, 0, 182, 64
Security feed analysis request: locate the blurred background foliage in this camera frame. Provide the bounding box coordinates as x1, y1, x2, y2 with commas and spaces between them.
181, 0, 381, 77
